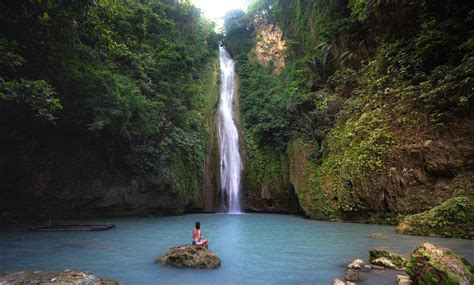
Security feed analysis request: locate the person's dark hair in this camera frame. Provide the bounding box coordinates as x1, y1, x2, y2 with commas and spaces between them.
195, 221, 200, 229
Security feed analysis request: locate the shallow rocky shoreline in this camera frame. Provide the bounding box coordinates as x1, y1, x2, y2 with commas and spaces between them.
1, 241, 471, 284
333, 242, 473, 285
0, 270, 117, 285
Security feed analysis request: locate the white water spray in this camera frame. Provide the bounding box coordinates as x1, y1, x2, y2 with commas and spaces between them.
217, 46, 242, 213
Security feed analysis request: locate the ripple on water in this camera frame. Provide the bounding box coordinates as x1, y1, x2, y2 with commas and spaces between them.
0, 213, 473, 285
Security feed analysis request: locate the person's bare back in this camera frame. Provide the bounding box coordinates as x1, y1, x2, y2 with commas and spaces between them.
192, 221, 208, 249
192, 228, 200, 241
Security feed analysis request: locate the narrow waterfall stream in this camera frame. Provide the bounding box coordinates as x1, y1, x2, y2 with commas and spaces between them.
217, 46, 242, 213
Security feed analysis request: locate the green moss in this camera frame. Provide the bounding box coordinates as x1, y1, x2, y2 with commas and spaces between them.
228, 0, 474, 223
244, 131, 290, 201
369, 248, 407, 268
168, 58, 220, 212
396, 197, 474, 239
406, 245, 473, 285
299, 66, 396, 219
288, 138, 336, 220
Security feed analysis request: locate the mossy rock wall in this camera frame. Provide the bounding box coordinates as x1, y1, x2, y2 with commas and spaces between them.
170, 58, 221, 212
287, 138, 334, 220
242, 133, 301, 213
232, 0, 474, 223
201, 58, 221, 212
0, 56, 221, 219
396, 197, 474, 239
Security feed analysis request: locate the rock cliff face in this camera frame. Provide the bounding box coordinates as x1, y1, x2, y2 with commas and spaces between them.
1, 139, 191, 218
289, 115, 474, 222
239, 15, 302, 214
243, 148, 303, 214
235, 0, 474, 222
252, 13, 286, 73
0, 59, 221, 219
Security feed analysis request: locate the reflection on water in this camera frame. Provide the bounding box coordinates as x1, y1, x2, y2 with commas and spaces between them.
1, 214, 472, 284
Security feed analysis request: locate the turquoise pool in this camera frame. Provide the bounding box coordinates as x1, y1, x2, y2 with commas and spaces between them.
1, 213, 472, 284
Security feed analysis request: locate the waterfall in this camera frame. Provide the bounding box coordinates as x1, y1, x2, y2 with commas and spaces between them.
217, 46, 242, 213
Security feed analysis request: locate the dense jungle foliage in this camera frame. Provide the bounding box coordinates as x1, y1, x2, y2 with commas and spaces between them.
226, 0, 473, 150
225, 0, 474, 220
0, 0, 218, 189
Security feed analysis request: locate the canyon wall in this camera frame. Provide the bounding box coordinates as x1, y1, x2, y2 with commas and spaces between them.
229, 0, 474, 222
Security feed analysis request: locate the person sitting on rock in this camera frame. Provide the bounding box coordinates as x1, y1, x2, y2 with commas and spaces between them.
192, 221, 208, 249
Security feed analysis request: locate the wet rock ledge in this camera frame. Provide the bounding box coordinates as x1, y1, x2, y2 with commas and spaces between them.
156, 245, 221, 269
0, 270, 117, 285
333, 243, 473, 285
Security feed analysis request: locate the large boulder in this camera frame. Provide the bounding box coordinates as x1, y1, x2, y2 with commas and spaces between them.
369, 247, 407, 268
0, 270, 117, 285
396, 196, 474, 239
156, 245, 221, 269
406, 243, 473, 285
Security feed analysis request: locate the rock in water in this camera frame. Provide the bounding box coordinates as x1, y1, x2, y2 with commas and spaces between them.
396, 274, 411, 285
363, 264, 372, 271
345, 269, 361, 282
371, 257, 396, 269
406, 243, 473, 285
332, 279, 345, 285
369, 247, 407, 268
156, 245, 221, 269
369, 232, 389, 239
0, 271, 117, 284
347, 259, 365, 269
396, 196, 473, 239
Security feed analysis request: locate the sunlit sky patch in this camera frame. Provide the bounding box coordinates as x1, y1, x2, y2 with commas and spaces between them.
191, 0, 248, 21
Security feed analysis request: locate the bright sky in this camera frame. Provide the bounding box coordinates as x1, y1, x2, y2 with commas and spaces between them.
191, 0, 248, 20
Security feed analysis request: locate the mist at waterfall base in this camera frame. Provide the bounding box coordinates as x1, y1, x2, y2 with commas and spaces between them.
217, 46, 242, 214
1, 214, 473, 284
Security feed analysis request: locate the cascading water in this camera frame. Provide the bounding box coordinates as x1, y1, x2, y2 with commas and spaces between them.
217, 46, 242, 213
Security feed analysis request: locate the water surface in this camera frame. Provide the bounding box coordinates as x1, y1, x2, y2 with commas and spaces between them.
1, 213, 472, 284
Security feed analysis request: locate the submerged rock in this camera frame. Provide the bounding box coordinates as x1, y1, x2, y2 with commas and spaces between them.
369, 247, 407, 268
156, 245, 221, 269
396, 196, 473, 239
406, 243, 473, 285
0, 270, 117, 284
369, 232, 389, 239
